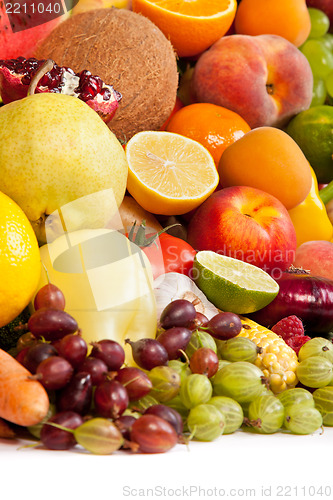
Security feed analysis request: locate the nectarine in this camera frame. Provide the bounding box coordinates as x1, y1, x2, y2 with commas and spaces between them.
187, 186, 297, 277
293, 240, 333, 281
191, 34, 313, 129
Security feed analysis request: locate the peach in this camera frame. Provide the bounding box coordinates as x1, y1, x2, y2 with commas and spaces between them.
293, 240, 333, 281
191, 34, 313, 129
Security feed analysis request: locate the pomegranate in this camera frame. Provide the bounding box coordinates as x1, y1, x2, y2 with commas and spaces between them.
0, 57, 121, 123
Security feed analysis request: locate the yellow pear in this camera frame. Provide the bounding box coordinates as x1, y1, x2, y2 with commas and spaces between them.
0, 93, 128, 243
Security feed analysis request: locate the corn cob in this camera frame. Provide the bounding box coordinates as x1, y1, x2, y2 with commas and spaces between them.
238, 316, 299, 394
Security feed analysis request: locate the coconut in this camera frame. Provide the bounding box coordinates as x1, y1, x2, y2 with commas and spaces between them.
35, 8, 178, 141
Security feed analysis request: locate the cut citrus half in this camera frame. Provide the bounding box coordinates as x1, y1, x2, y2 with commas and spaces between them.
193, 251, 279, 315
131, 0, 237, 58
125, 131, 219, 215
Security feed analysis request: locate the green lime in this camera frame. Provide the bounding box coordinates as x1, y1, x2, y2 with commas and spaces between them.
192, 251, 279, 315
286, 105, 333, 184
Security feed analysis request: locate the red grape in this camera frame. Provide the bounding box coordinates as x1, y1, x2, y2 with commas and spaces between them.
144, 404, 183, 435
186, 312, 209, 330
36, 356, 74, 390
206, 312, 242, 340
57, 372, 93, 414
16, 332, 37, 352
157, 326, 192, 360
115, 415, 137, 441
77, 356, 108, 386
115, 367, 153, 401
40, 411, 83, 450
94, 379, 129, 419
15, 346, 30, 365
23, 342, 58, 374
34, 284, 66, 311
57, 333, 88, 368
130, 415, 178, 453
90, 339, 125, 371
28, 308, 78, 341
160, 299, 196, 329
189, 347, 219, 378
125, 338, 168, 371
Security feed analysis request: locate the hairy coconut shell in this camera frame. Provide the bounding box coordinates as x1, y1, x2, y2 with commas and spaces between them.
35, 8, 178, 140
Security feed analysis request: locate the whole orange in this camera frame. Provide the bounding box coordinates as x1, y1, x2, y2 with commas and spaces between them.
166, 103, 251, 166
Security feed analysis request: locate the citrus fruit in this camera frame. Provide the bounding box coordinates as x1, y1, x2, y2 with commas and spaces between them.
234, 0, 311, 47
218, 126, 313, 210
286, 105, 333, 184
0, 192, 41, 327
166, 103, 251, 167
131, 0, 237, 58
125, 131, 219, 215
192, 251, 279, 315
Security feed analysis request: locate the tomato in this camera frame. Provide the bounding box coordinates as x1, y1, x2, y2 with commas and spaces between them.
142, 232, 196, 280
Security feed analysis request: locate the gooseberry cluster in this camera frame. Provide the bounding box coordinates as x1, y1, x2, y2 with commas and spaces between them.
13, 287, 333, 454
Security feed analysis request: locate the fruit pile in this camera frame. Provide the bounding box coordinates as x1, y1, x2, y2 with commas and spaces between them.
0, 0, 333, 455
2, 282, 333, 454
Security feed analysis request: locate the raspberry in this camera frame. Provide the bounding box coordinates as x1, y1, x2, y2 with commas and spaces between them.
271, 315, 304, 340
285, 335, 311, 356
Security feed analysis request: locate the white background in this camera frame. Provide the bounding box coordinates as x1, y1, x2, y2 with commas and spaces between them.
1, 427, 332, 500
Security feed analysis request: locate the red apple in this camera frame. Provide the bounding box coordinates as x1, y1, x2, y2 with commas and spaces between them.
187, 186, 297, 278
191, 34, 313, 129
293, 240, 333, 281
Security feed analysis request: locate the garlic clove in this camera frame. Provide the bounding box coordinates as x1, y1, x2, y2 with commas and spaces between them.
153, 272, 219, 320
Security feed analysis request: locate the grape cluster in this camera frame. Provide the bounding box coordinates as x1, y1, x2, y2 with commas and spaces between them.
14, 288, 333, 454
299, 8, 333, 105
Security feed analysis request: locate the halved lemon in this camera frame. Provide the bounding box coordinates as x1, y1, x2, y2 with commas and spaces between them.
125, 131, 219, 215
193, 250, 279, 314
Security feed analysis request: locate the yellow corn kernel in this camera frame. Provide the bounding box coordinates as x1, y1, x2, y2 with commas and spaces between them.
238, 316, 299, 394
285, 370, 297, 386
266, 343, 280, 355
262, 353, 277, 368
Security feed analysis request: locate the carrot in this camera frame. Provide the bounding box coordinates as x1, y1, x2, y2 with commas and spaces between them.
0, 348, 49, 427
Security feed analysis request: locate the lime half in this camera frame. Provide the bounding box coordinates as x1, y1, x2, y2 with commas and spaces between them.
193, 251, 279, 315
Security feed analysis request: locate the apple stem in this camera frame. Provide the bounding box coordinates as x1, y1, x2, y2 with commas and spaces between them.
319, 180, 333, 205
27, 59, 55, 96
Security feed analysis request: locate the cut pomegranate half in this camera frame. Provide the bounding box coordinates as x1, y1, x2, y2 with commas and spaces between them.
0, 57, 122, 124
